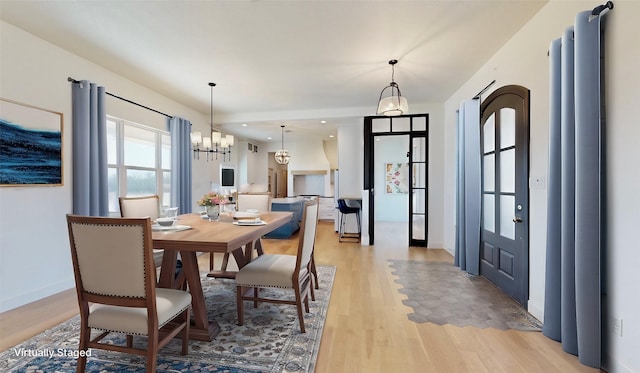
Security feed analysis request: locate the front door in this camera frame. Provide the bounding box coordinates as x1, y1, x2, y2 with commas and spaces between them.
479, 85, 530, 307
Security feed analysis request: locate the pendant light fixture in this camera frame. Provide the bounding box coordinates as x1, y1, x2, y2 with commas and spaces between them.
191, 82, 234, 161
274, 125, 290, 165
376, 59, 408, 116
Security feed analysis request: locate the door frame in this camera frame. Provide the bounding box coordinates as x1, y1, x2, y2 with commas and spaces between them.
363, 114, 429, 246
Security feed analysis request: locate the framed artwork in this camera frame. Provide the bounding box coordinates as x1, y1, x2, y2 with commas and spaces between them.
1, 98, 63, 186
385, 162, 409, 194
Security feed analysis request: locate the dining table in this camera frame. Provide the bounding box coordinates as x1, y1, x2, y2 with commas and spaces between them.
152, 211, 292, 341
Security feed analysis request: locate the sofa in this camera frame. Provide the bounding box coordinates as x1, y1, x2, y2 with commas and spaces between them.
264, 197, 305, 239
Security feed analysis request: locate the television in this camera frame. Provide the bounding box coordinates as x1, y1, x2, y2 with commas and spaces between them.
221, 167, 235, 187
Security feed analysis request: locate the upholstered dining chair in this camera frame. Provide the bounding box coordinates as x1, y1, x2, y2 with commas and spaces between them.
210, 192, 272, 274
235, 200, 319, 333
66, 215, 191, 373
119, 195, 164, 268
235, 192, 271, 212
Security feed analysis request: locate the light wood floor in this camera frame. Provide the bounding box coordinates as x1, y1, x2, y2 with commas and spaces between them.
0, 221, 599, 372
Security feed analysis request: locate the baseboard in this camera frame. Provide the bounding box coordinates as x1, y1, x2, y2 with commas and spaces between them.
527, 299, 544, 322
0, 279, 74, 313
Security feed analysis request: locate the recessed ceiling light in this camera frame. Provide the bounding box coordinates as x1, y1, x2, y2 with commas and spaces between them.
320, 120, 326, 124
329, 135, 334, 138
267, 137, 272, 140
241, 123, 248, 127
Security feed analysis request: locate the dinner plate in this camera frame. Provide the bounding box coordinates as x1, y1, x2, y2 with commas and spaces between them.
233, 211, 260, 219
151, 224, 192, 232
233, 219, 266, 226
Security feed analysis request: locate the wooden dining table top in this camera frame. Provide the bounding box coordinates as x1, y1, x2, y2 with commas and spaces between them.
153, 210, 293, 342
152, 211, 292, 252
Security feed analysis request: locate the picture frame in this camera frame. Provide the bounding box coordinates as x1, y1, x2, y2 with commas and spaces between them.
385, 162, 409, 194
1, 98, 64, 186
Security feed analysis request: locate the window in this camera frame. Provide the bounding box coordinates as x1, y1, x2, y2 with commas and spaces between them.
107, 116, 171, 216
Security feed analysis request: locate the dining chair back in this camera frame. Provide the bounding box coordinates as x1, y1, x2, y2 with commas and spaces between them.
236, 193, 271, 212
235, 200, 319, 333
119, 195, 161, 220
66, 215, 191, 373
119, 195, 164, 268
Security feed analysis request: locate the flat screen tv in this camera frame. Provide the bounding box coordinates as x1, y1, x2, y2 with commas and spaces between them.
221, 167, 234, 187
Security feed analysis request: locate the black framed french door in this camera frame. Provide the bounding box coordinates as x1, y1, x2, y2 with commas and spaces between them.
364, 114, 428, 246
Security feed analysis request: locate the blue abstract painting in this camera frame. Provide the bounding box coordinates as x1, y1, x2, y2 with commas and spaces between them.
0, 99, 63, 185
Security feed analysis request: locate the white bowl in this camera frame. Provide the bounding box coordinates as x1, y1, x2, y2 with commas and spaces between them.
156, 218, 175, 227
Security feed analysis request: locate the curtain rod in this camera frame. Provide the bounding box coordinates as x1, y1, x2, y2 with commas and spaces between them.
592, 1, 613, 16
473, 80, 496, 100
67, 77, 172, 118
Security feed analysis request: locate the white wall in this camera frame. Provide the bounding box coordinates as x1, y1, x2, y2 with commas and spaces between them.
0, 21, 213, 312
442, 2, 640, 371
374, 135, 409, 222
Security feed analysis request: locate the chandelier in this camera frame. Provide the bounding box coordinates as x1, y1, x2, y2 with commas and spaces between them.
274, 125, 290, 165
376, 59, 408, 116
191, 82, 234, 161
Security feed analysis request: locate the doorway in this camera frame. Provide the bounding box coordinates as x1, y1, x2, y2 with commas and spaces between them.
479, 85, 530, 307
364, 114, 428, 247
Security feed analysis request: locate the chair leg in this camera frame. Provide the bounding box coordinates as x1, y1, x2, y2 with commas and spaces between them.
310, 255, 319, 290
147, 331, 158, 373
253, 287, 259, 308
294, 287, 306, 333
236, 285, 244, 326
126, 335, 133, 347
209, 252, 214, 271
181, 308, 190, 355
77, 325, 89, 373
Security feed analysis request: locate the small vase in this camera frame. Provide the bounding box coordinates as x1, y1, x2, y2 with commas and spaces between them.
205, 205, 220, 220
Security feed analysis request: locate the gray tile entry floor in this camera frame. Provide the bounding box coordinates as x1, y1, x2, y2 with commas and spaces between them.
389, 260, 542, 331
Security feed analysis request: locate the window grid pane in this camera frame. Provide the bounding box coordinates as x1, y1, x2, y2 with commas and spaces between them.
392, 117, 410, 132
412, 116, 427, 131
161, 134, 171, 170
500, 195, 515, 239
107, 119, 117, 165
500, 108, 516, 149
484, 194, 495, 233
483, 154, 495, 192
372, 118, 389, 133
126, 169, 157, 197
483, 114, 495, 153
500, 148, 515, 193
124, 126, 156, 168
412, 137, 426, 162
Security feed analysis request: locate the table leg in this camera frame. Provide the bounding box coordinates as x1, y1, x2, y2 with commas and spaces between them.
158, 249, 178, 288
176, 251, 220, 341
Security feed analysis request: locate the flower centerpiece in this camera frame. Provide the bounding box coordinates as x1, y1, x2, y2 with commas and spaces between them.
198, 192, 224, 220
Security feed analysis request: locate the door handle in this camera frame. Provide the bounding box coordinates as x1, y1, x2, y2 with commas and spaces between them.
513, 217, 523, 223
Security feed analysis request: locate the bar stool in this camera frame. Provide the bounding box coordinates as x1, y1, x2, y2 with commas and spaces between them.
337, 198, 361, 242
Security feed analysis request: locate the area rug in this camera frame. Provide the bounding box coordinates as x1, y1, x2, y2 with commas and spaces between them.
1, 266, 336, 373
389, 260, 541, 331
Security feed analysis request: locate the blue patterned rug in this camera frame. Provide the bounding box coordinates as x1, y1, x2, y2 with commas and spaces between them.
1, 266, 335, 373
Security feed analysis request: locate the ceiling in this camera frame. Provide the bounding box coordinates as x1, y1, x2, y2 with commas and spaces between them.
0, 0, 547, 143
